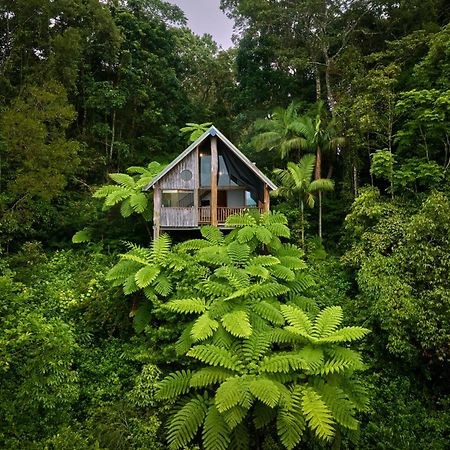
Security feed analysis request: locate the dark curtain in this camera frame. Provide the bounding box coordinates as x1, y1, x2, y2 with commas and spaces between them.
221, 147, 264, 201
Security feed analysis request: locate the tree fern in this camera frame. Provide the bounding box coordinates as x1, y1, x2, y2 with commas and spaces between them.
103, 210, 369, 449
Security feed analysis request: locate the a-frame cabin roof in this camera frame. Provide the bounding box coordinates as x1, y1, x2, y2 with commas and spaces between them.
143, 126, 277, 191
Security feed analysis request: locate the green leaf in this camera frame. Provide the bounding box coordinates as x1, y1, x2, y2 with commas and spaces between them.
135, 265, 160, 288
157, 370, 192, 400
166, 298, 207, 314
167, 395, 208, 449
129, 192, 148, 213
109, 172, 135, 188
133, 301, 152, 334
191, 312, 219, 342
202, 405, 231, 450
281, 304, 313, 337
222, 310, 252, 338
187, 345, 242, 371
72, 228, 91, 243
215, 377, 250, 413
313, 306, 343, 338
249, 378, 280, 408
302, 388, 335, 441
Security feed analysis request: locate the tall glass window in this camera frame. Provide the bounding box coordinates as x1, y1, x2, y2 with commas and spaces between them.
200, 155, 211, 187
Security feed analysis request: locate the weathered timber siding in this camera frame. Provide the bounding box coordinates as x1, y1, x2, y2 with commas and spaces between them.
161, 207, 197, 227
158, 150, 197, 190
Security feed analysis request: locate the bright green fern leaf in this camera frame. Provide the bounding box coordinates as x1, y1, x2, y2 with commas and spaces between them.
202, 405, 231, 450
222, 310, 252, 338
167, 395, 208, 450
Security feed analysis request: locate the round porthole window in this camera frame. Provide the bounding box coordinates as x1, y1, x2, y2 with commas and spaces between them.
180, 169, 193, 181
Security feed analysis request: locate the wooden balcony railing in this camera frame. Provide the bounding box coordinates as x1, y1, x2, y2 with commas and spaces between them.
161, 206, 264, 227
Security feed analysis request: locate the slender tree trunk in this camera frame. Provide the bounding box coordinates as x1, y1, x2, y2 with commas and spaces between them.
300, 200, 305, 248
323, 50, 336, 115
318, 191, 322, 239
314, 62, 321, 101
315, 146, 323, 239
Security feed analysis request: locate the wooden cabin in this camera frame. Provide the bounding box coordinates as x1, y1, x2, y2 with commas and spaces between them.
144, 126, 277, 238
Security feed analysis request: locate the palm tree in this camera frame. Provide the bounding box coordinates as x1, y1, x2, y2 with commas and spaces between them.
294, 103, 344, 238
274, 154, 334, 247
252, 101, 308, 161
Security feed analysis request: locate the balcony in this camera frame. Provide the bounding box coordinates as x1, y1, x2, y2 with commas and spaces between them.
160, 206, 263, 228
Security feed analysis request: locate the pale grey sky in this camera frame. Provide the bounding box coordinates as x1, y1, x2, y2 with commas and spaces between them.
167, 0, 234, 49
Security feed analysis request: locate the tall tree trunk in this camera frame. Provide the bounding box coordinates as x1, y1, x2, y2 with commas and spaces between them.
315, 146, 323, 239
323, 50, 336, 115
300, 200, 305, 248
318, 191, 322, 239
314, 62, 321, 101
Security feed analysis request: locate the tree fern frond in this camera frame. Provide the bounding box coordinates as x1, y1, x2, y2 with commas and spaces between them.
150, 234, 172, 262
202, 405, 231, 450
245, 264, 270, 278
135, 265, 160, 288
215, 266, 250, 289
240, 331, 272, 361
190, 367, 234, 388
313, 306, 343, 338
165, 298, 207, 314
249, 378, 280, 408
317, 384, 358, 430
175, 323, 194, 355
278, 256, 307, 270
129, 192, 148, 213
227, 241, 250, 266
270, 264, 296, 281
187, 345, 243, 371
167, 395, 208, 449
277, 407, 305, 450
225, 213, 257, 227
157, 370, 192, 400
123, 274, 140, 295
200, 279, 234, 297
191, 312, 219, 342
255, 226, 273, 244
251, 255, 280, 266
222, 406, 249, 431
222, 310, 252, 338
154, 274, 172, 296
302, 388, 335, 441
109, 172, 136, 188
297, 345, 324, 372
201, 225, 225, 244
237, 226, 255, 243
281, 304, 313, 337
251, 282, 289, 299
285, 273, 315, 293
252, 300, 285, 325
318, 327, 370, 343
215, 377, 250, 413
253, 402, 276, 429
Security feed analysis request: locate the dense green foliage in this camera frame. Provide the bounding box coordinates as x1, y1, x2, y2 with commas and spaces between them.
1, 0, 449, 448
